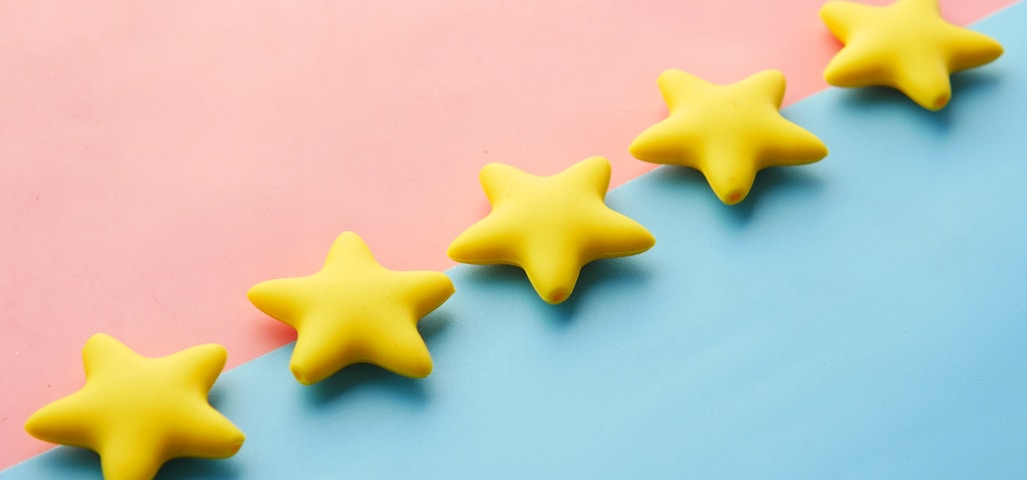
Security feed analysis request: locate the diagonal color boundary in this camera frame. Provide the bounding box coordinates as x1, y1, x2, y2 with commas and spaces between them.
4, 2, 1026, 478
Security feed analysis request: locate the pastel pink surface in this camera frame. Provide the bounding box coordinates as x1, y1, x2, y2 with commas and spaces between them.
0, 0, 1015, 469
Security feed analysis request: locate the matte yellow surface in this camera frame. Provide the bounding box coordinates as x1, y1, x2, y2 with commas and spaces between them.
820, 0, 1004, 110
247, 232, 454, 385
447, 156, 655, 305
629, 69, 828, 205
24, 334, 244, 480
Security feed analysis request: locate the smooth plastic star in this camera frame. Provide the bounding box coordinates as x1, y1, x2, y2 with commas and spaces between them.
821, 0, 1004, 111
629, 69, 828, 205
247, 232, 454, 385
25, 334, 245, 480
447, 156, 654, 304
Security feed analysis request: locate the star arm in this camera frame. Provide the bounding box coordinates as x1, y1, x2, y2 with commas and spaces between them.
892, 54, 955, 110
656, 69, 710, 111
941, 25, 1004, 72
447, 212, 525, 265
908, 0, 942, 14
691, 139, 762, 205
323, 231, 384, 271
386, 270, 455, 319
290, 306, 435, 381
631, 71, 722, 166
94, 405, 242, 480
819, 1, 880, 43
97, 435, 166, 480
734, 70, 787, 109
553, 156, 613, 199
822, 34, 898, 88
247, 276, 319, 329
578, 208, 655, 262
629, 116, 705, 167
518, 208, 652, 304
518, 236, 592, 304
359, 306, 435, 378
479, 162, 538, 206
82, 333, 145, 378
164, 402, 246, 459
160, 343, 229, 393
756, 115, 829, 168
289, 312, 360, 384
25, 390, 104, 449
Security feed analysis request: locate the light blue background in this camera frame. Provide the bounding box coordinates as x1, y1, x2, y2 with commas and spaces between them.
5, 3, 1026, 478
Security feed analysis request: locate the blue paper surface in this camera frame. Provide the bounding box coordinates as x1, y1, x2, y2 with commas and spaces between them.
5, 3, 1027, 479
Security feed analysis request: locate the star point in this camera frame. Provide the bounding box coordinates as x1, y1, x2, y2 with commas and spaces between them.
447, 156, 655, 304
24, 333, 245, 480
630, 69, 828, 205
247, 231, 454, 384
820, 0, 1004, 111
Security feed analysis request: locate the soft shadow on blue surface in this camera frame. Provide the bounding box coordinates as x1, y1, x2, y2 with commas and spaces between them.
545, 255, 655, 325
302, 363, 431, 408
19, 445, 245, 480
457, 256, 655, 327
157, 456, 244, 480
835, 68, 1003, 133
32, 448, 100, 479
644, 165, 825, 226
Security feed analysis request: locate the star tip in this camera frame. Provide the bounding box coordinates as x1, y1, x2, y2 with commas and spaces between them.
244, 282, 270, 304
627, 137, 656, 163
445, 243, 465, 263
435, 269, 456, 286
210, 426, 246, 456
289, 364, 321, 385
721, 190, 749, 205
336, 231, 361, 241
541, 288, 573, 305
200, 343, 230, 361
642, 232, 657, 250
332, 231, 370, 251
759, 68, 786, 80
917, 92, 950, 111
408, 362, 434, 379
579, 155, 613, 179
228, 437, 245, 456
478, 161, 507, 176
979, 41, 1004, 64
657, 68, 683, 79
83, 332, 122, 352
24, 406, 63, 441
810, 140, 830, 160
86, 332, 114, 343
818, 0, 841, 16
478, 161, 520, 186
23, 412, 46, 438
822, 66, 844, 87
627, 139, 642, 157
657, 68, 696, 87
441, 281, 457, 299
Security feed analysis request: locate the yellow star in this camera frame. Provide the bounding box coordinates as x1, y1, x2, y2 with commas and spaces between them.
820, 0, 1004, 111
247, 232, 454, 385
447, 156, 655, 305
629, 69, 828, 205
24, 334, 245, 480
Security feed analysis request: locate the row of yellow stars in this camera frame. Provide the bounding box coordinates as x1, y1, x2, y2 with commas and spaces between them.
24, 1, 1003, 479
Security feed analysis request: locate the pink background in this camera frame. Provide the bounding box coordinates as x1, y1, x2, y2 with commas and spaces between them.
0, 0, 1016, 468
